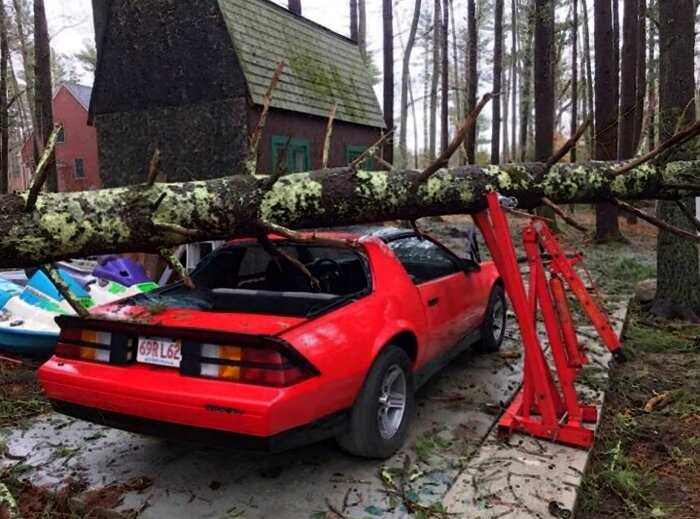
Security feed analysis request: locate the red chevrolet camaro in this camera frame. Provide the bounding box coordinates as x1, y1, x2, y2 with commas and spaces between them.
39, 227, 506, 459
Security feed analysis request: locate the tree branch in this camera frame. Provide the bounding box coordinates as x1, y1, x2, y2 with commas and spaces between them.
257, 231, 321, 292
246, 61, 285, 175
546, 117, 592, 170
40, 264, 89, 317
611, 120, 700, 177
418, 93, 493, 182
159, 248, 195, 289
25, 124, 62, 212
611, 199, 700, 244
146, 147, 161, 187
674, 200, 700, 233
350, 130, 394, 171
541, 197, 588, 233
322, 104, 337, 170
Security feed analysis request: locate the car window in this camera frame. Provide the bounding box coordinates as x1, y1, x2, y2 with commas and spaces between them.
388, 237, 459, 284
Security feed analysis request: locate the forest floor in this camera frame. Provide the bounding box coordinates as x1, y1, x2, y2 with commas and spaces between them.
0, 206, 697, 518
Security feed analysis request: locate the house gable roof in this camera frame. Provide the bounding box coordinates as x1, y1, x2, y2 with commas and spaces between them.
62, 83, 93, 111
217, 0, 385, 128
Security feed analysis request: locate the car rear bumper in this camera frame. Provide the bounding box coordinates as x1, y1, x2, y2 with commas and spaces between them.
38, 357, 347, 449
49, 400, 349, 452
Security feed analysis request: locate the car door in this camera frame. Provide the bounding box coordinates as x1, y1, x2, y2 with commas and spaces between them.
388, 236, 468, 358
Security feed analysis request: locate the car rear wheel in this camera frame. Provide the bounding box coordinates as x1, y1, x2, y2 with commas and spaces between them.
475, 285, 507, 353
337, 346, 415, 459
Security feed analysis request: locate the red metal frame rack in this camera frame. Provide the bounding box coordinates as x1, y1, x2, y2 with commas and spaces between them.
473, 192, 622, 449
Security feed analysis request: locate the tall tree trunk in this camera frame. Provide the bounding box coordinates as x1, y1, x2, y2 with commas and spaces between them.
618, 0, 639, 160
570, 0, 578, 162
503, 59, 511, 161
465, 0, 478, 163
400, 0, 423, 168
510, 0, 518, 160
440, 0, 450, 153
519, 0, 534, 161
594, 0, 622, 242
423, 27, 430, 160
359, 0, 368, 62
612, 0, 620, 115
350, 0, 358, 42
13, 0, 38, 152
382, 0, 395, 165
534, 0, 554, 162
633, 0, 647, 152
288, 0, 302, 16
582, 0, 595, 157
652, 0, 700, 320
429, 0, 441, 160
491, 0, 504, 164
33, 0, 57, 192
647, 2, 657, 151
0, 1, 8, 194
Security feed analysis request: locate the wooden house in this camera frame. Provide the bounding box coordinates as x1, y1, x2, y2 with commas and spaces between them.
89, 0, 385, 188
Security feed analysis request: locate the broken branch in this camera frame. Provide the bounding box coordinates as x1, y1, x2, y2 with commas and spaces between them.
674, 200, 700, 233
322, 103, 337, 170
611, 199, 700, 244
611, 120, 700, 177
146, 147, 162, 187
419, 93, 493, 182
247, 61, 285, 175
159, 248, 195, 289
350, 130, 394, 171
40, 264, 89, 317
546, 117, 592, 171
25, 124, 63, 212
257, 231, 321, 292
541, 197, 588, 233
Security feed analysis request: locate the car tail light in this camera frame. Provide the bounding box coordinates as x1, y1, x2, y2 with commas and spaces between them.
181, 341, 317, 387
55, 328, 133, 365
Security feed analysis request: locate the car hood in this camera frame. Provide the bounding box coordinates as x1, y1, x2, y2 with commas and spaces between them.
89, 304, 308, 337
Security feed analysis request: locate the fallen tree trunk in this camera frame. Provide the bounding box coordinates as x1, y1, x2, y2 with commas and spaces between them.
2, 161, 699, 269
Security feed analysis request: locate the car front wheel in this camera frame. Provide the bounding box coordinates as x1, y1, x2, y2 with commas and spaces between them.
337, 346, 415, 459
475, 284, 507, 353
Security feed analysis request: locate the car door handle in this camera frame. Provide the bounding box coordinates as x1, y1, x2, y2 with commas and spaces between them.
428, 297, 440, 307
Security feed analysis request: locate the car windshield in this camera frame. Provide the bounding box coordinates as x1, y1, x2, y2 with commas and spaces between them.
127, 241, 371, 317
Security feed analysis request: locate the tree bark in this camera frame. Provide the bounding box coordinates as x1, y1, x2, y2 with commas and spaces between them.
12, 0, 37, 148
633, 0, 647, 152
570, 0, 578, 162
429, 0, 441, 161
465, 0, 478, 163
33, 0, 57, 192
491, 0, 504, 164
618, 0, 639, 160
0, 160, 697, 270
510, 0, 518, 160
288, 0, 302, 16
383, 0, 394, 165
0, 1, 8, 194
350, 0, 358, 42
440, 0, 450, 154
581, 0, 595, 158
652, 0, 700, 320
358, 0, 368, 62
519, 0, 534, 161
399, 0, 422, 168
647, 1, 657, 151
594, 0, 622, 242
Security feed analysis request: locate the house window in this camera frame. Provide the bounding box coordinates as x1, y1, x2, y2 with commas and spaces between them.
346, 145, 373, 170
74, 158, 86, 179
57, 127, 65, 143
271, 136, 311, 173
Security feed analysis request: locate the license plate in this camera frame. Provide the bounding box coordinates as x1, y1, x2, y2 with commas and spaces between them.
137, 337, 182, 368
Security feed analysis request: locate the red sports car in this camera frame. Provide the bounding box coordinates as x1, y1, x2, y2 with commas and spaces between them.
39, 227, 506, 459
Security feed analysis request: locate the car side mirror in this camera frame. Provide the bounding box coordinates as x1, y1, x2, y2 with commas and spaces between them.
459, 258, 481, 273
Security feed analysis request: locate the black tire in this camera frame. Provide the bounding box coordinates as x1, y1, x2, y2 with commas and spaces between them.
337, 346, 415, 459
475, 284, 507, 353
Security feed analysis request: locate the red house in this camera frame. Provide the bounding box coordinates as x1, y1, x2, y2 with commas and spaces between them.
15, 83, 101, 193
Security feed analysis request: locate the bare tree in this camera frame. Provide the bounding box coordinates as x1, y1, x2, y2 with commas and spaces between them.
465, 0, 477, 163
570, 0, 578, 162
519, 0, 534, 160
429, 0, 441, 160
33, 0, 57, 191
350, 0, 358, 42
399, 0, 423, 167
0, 0, 8, 193
633, 0, 647, 151
594, 0, 622, 241
582, 0, 595, 157
618, 0, 639, 161
534, 0, 553, 163
382, 0, 394, 165
510, 0, 518, 160
491, 0, 504, 164
440, 0, 449, 153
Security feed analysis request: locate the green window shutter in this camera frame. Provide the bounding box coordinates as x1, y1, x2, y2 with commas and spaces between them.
345, 145, 373, 170
271, 135, 311, 173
